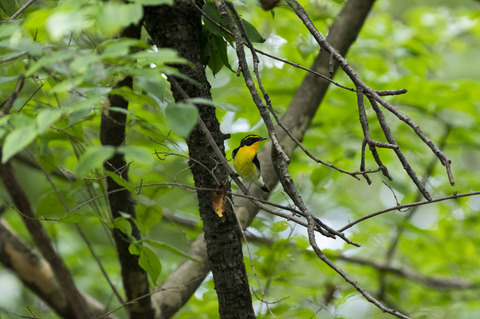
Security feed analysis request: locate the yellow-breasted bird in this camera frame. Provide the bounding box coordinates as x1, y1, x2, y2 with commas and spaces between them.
232, 134, 269, 192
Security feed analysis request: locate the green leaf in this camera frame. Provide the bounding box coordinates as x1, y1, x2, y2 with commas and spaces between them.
132, 49, 187, 66
0, 0, 17, 16
99, 38, 149, 59
2, 122, 37, 163
136, 207, 162, 235
37, 108, 63, 134
59, 211, 96, 223
69, 54, 100, 74
110, 86, 159, 108
96, 3, 143, 37
0, 24, 18, 39
75, 145, 115, 177
241, 18, 265, 43
113, 216, 133, 237
26, 49, 76, 77
118, 145, 156, 167
138, 246, 161, 285
0, 37, 44, 56
135, 70, 166, 101
186, 97, 239, 111
132, 0, 173, 4
310, 167, 330, 186
46, 9, 92, 41
165, 102, 199, 138
128, 242, 141, 255
214, 35, 232, 71
66, 101, 100, 127
202, 3, 230, 38
141, 239, 199, 263
105, 171, 136, 194
272, 221, 289, 232
207, 40, 224, 76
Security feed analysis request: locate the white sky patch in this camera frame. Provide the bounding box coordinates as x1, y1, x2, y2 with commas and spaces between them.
468, 196, 480, 211
0, 272, 21, 308
410, 206, 438, 230
220, 112, 251, 133
207, 67, 232, 88
452, 208, 465, 220
336, 294, 372, 319
194, 274, 212, 300
261, 34, 288, 68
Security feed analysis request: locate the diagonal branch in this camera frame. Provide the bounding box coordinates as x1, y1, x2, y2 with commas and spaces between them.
306, 220, 411, 319
335, 255, 480, 290
0, 157, 92, 319
0, 219, 116, 318
337, 191, 480, 233
287, 0, 454, 200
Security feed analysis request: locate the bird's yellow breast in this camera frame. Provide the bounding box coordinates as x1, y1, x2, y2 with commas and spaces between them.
233, 142, 261, 182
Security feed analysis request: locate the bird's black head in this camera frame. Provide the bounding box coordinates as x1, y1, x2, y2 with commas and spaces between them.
240, 134, 267, 147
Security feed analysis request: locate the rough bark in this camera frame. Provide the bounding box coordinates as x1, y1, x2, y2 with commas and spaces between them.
101, 79, 154, 319
149, 0, 376, 316
144, 1, 255, 318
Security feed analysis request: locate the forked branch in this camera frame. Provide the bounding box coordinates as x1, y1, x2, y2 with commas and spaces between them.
286, 0, 454, 200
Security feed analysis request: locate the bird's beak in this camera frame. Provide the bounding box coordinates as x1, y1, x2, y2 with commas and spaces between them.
260, 137, 267, 141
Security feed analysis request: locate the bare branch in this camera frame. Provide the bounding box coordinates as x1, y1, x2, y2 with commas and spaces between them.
0, 51, 28, 64
286, 0, 454, 199
335, 255, 480, 290
6, 0, 37, 21
306, 217, 411, 319
338, 191, 480, 232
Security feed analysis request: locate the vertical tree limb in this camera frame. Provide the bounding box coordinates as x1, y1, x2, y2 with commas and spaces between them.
144, 2, 254, 318
100, 23, 154, 318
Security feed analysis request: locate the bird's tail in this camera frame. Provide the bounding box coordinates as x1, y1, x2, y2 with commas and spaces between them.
254, 176, 269, 192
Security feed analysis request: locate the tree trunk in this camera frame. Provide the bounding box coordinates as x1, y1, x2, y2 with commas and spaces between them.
144, 1, 255, 318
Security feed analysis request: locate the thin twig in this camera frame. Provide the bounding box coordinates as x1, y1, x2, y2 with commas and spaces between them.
357, 90, 393, 182
367, 96, 432, 200
337, 191, 480, 232
194, 1, 409, 99
6, 0, 37, 21
287, 0, 452, 199
224, 2, 410, 317
217, 2, 341, 243
0, 51, 28, 64
334, 255, 479, 290
305, 214, 411, 319
195, 0, 403, 183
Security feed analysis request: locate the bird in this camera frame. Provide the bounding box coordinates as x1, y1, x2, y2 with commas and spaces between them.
232, 134, 269, 192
